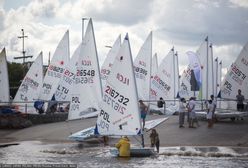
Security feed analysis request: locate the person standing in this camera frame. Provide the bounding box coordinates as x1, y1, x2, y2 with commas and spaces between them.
150, 129, 160, 153
207, 100, 214, 128
210, 95, 217, 122
188, 97, 196, 128
236, 89, 245, 111
139, 100, 148, 129
115, 136, 130, 157
179, 98, 187, 128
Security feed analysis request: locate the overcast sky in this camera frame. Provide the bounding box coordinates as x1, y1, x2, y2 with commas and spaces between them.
0, 0, 248, 73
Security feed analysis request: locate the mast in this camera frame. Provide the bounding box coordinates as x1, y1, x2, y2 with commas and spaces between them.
210, 43, 214, 97
172, 47, 175, 104
82, 18, 88, 40
175, 51, 179, 99
206, 36, 209, 100
148, 31, 152, 111
14, 29, 33, 77
215, 57, 218, 98
219, 61, 222, 108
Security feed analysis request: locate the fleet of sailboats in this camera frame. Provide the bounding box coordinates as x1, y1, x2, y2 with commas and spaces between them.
1, 18, 248, 157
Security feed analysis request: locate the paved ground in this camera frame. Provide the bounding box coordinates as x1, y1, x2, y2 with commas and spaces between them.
1, 115, 248, 147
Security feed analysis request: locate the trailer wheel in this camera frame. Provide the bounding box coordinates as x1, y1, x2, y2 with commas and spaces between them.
230, 117, 235, 121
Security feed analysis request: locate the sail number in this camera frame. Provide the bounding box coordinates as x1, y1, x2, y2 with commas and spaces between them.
77, 69, 95, 76
231, 64, 246, 80
70, 96, 80, 111
105, 86, 129, 106
75, 77, 93, 84
98, 110, 110, 131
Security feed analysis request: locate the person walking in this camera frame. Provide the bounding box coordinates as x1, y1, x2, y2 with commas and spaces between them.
179, 98, 187, 128
150, 129, 160, 153
115, 136, 130, 157
139, 100, 148, 129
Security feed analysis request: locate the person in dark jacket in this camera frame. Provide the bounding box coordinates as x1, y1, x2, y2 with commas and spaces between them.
157, 97, 165, 108
150, 129, 160, 153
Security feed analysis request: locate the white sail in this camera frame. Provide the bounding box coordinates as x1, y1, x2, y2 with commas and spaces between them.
0, 48, 10, 103
151, 53, 158, 79
68, 19, 102, 120
95, 34, 142, 136
196, 38, 208, 99
213, 57, 219, 98
220, 42, 248, 100
208, 44, 214, 97
13, 52, 43, 113
150, 53, 158, 100
39, 30, 70, 101
174, 52, 180, 98
134, 31, 152, 101
54, 43, 81, 102
217, 60, 222, 108
100, 35, 121, 88
150, 48, 175, 101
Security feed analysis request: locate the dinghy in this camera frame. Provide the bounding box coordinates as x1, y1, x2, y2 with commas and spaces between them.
150, 48, 179, 112
38, 30, 70, 111
13, 52, 43, 113
68, 19, 102, 120
94, 33, 155, 157
133, 31, 152, 101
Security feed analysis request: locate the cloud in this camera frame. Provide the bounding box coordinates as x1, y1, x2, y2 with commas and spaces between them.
1, 0, 247, 73
229, 0, 248, 8
151, 0, 248, 47
27, 0, 59, 18
57, 0, 153, 26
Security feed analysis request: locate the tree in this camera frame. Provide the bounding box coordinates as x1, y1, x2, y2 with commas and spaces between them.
7, 62, 26, 98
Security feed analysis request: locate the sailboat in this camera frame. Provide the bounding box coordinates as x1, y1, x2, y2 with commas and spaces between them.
95, 33, 141, 136
219, 42, 248, 109
0, 48, 10, 104
68, 18, 102, 120
13, 52, 43, 113
100, 35, 121, 88
196, 37, 214, 101
150, 48, 178, 114
133, 31, 152, 101
38, 30, 70, 111
95, 33, 154, 156
54, 43, 81, 102
150, 53, 158, 101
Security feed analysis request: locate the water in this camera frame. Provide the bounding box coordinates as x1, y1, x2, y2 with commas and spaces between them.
1, 141, 248, 168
